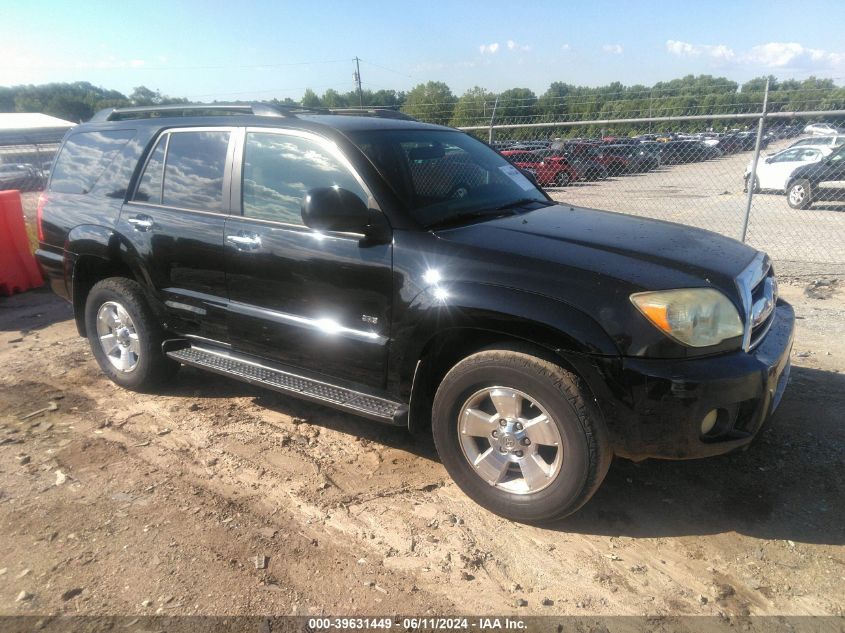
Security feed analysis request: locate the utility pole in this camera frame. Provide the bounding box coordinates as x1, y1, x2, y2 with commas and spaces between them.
353, 57, 364, 109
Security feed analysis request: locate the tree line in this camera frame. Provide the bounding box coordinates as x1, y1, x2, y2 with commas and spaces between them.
1, 75, 843, 134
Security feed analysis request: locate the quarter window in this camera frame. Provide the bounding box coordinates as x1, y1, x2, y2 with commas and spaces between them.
242, 132, 367, 225
51, 129, 136, 194
134, 136, 166, 203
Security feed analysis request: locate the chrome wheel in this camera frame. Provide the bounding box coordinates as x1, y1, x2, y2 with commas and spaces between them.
458, 386, 564, 494
789, 184, 806, 206
96, 301, 140, 373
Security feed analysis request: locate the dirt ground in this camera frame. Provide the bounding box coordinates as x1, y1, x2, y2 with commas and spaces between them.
0, 281, 843, 618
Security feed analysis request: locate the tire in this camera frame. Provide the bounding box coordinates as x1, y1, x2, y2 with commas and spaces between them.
554, 171, 571, 187
787, 178, 813, 209
432, 348, 611, 523
744, 175, 760, 194
84, 277, 179, 391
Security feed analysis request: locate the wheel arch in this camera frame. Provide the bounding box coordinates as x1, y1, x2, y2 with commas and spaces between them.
67, 225, 152, 336
394, 286, 621, 433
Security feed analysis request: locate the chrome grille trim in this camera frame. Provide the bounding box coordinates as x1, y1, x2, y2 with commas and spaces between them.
735, 252, 773, 352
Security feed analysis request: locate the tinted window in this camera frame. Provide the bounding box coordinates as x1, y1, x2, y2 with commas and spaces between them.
50, 129, 135, 194
134, 136, 166, 203
162, 131, 230, 211
242, 132, 367, 225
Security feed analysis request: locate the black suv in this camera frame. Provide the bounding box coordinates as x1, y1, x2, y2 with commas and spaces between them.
36, 104, 794, 522
786, 144, 845, 209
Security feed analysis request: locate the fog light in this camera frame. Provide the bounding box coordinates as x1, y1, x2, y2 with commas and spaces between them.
700, 409, 719, 435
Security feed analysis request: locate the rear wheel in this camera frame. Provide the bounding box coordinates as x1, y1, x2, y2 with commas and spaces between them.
85, 278, 178, 391
555, 171, 571, 187
787, 179, 813, 209
432, 348, 611, 523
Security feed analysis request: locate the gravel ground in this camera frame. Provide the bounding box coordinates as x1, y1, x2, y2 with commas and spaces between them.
0, 281, 843, 618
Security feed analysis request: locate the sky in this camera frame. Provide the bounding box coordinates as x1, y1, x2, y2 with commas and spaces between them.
2, 0, 844, 100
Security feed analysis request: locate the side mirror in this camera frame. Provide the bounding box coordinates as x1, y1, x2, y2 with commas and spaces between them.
301, 187, 370, 233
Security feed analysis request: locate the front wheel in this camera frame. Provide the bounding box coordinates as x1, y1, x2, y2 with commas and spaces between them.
787, 178, 813, 209
432, 349, 611, 523
85, 277, 179, 391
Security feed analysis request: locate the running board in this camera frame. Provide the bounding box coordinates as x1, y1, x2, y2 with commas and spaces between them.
166, 346, 407, 425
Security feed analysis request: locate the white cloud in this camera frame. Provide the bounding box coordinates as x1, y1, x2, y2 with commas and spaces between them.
666, 39, 844, 70
561, 43, 571, 52
506, 39, 531, 52
479, 42, 500, 55
129, 59, 146, 68
602, 44, 623, 55
666, 40, 735, 61
746, 42, 844, 67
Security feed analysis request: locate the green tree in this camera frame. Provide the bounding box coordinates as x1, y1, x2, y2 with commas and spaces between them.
402, 81, 455, 124
301, 88, 322, 108
450, 86, 495, 127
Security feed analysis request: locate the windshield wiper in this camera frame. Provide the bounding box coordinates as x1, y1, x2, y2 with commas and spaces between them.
494, 198, 553, 211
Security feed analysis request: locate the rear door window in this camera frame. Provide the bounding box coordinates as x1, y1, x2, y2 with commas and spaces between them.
162, 131, 230, 212
50, 129, 136, 194
133, 130, 231, 211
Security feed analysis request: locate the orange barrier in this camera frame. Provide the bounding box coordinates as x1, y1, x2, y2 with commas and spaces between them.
0, 189, 44, 296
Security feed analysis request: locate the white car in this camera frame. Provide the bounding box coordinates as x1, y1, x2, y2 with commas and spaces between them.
803, 123, 841, 136
789, 135, 845, 149
744, 146, 833, 192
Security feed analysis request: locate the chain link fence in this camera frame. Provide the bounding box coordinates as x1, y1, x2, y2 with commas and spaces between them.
441, 105, 845, 278
2, 99, 844, 277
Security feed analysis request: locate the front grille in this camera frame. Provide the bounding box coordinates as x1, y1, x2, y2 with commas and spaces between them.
748, 268, 777, 350
736, 253, 776, 352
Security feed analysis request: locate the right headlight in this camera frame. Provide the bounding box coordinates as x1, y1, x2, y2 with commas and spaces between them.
630, 288, 743, 347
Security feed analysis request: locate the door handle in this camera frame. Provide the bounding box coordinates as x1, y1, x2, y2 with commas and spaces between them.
127, 215, 154, 231
226, 232, 262, 250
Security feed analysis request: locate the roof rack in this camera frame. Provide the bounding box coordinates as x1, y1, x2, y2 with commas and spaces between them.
89, 102, 417, 123
89, 103, 297, 122
326, 107, 416, 121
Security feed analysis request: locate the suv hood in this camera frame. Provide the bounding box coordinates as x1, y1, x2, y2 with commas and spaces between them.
436, 203, 758, 298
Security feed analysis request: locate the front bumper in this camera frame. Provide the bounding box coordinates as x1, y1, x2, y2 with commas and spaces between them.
606, 300, 794, 460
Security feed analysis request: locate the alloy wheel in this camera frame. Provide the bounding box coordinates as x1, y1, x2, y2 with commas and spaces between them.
457, 386, 564, 494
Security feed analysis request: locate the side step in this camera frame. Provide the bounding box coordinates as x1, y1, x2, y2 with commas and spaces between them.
167, 346, 407, 425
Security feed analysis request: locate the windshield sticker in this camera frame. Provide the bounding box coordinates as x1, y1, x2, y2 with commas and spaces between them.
499, 164, 536, 191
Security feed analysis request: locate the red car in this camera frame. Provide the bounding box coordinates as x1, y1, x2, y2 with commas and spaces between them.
500, 150, 580, 186
564, 142, 630, 175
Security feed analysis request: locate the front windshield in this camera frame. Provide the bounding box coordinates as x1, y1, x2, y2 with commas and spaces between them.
828, 144, 845, 163
349, 129, 549, 227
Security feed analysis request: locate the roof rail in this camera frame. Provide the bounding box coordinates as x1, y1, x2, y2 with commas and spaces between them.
89, 102, 292, 122
88, 102, 418, 123
327, 107, 416, 121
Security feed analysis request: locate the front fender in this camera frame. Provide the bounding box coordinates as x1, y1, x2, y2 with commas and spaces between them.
390, 281, 620, 396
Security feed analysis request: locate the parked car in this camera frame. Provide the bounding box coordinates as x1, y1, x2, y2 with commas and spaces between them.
744, 146, 833, 192
36, 103, 794, 523
603, 144, 660, 173
543, 143, 608, 180
788, 135, 845, 149
660, 140, 719, 164
0, 162, 45, 191
500, 149, 580, 186
785, 143, 845, 209
803, 122, 842, 136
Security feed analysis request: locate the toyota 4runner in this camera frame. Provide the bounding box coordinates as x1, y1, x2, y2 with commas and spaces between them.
35, 103, 794, 522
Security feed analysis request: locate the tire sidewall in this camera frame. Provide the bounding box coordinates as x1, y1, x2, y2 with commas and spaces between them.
787, 179, 812, 209
433, 359, 594, 523
85, 281, 160, 390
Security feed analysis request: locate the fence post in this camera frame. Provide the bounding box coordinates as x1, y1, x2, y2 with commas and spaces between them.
740, 78, 770, 243
488, 96, 499, 145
